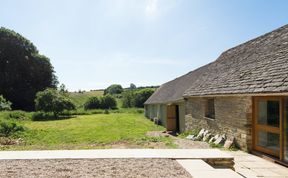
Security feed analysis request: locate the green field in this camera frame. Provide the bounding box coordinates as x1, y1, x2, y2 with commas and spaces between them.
69, 90, 104, 107
3, 112, 173, 150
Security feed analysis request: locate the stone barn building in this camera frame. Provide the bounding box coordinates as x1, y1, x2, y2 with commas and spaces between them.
144, 24, 288, 164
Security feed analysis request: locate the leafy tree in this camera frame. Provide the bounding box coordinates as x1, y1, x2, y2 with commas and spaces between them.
100, 95, 117, 109
133, 89, 154, 107
122, 88, 154, 108
0, 27, 58, 110
129, 83, 136, 90
84, 97, 101, 110
0, 95, 11, 111
59, 83, 68, 94
104, 84, 123, 95
122, 91, 134, 108
35, 89, 75, 118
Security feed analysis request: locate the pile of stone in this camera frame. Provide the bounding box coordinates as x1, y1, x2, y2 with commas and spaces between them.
153, 117, 161, 125
186, 128, 235, 149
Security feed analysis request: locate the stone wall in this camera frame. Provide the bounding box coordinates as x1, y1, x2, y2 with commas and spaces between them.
145, 104, 167, 128
184, 96, 253, 151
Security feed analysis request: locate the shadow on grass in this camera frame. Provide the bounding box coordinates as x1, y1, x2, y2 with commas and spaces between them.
32, 113, 76, 121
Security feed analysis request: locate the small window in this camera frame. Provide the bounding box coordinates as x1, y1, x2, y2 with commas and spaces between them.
205, 99, 215, 119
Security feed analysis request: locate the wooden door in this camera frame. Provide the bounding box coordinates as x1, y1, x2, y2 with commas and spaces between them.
253, 97, 282, 158
167, 105, 176, 131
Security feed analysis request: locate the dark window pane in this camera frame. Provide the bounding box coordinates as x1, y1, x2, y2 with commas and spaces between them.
205, 99, 215, 119
258, 100, 279, 127
267, 101, 279, 127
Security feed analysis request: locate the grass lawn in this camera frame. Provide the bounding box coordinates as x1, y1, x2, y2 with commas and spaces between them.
5, 113, 173, 150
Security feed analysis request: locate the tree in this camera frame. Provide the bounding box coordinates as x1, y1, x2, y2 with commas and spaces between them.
133, 89, 154, 108
100, 95, 117, 109
0, 27, 58, 110
129, 83, 136, 90
59, 83, 68, 94
122, 91, 134, 108
0, 95, 11, 111
122, 88, 154, 108
104, 84, 123, 95
84, 97, 101, 110
35, 89, 75, 118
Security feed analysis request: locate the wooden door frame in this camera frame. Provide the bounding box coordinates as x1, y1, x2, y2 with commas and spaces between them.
252, 96, 284, 159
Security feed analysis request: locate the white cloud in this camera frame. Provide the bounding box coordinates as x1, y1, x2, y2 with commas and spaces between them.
145, 0, 180, 18
145, 0, 159, 16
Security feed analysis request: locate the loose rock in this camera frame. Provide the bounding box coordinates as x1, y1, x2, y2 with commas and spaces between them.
224, 137, 235, 149
186, 135, 195, 140
214, 134, 226, 145
196, 129, 206, 140
203, 133, 212, 142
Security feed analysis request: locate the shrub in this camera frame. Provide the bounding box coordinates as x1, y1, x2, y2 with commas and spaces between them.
103, 109, 109, 114
84, 97, 101, 110
0, 120, 25, 137
83, 95, 117, 110
7, 111, 30, 120
104, 84, 123, 95
35, 89, 75, 118
0, 95, 12, 111
136, 109, 144, 113
100, 95, 117, 109
31, 112, 55, 121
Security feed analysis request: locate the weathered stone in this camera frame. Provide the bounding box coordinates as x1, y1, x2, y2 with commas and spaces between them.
184, 96, 253, 151
224, 137, 235, 149
203, 130, 209, 137
203, 133, 212, 142
186, 135, 195, 140
197, 129, 205, 137
194, 129, 205, 141
213, 134, 220, 140
214, 135, 226, 145
153, 117, 159, 125
208, 137, 215, 143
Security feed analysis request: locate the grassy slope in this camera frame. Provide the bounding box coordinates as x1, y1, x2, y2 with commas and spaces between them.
11, 113, 166, 150
69, 90, 104, 107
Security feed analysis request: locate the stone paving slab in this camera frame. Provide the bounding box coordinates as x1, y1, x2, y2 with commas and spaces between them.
0, 149, 233, 160
176, 159, 214, 170
226, 151, 288, 178
177, 159, 242, 178
187, 169, 243, 178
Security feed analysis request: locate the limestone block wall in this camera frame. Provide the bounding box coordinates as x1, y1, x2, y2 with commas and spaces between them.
184, 96, 253, 151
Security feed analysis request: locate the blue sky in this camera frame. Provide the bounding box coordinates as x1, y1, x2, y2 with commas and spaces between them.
1, 0, 288, 91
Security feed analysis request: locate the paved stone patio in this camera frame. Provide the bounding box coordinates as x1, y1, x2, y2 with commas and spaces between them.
226, 151, 288, 178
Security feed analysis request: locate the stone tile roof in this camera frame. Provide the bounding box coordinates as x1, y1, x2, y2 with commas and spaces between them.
144, 63, 211, 104
145, 24, 288, 105
184, 24, 288, 96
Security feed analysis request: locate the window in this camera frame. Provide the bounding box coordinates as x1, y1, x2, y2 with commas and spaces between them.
205, 99, 215, 119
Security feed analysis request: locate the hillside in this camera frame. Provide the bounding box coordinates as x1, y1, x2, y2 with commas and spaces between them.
69, 90, 104, 107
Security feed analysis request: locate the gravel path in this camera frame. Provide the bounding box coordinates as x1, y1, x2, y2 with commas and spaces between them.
0, 158, 192, 178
